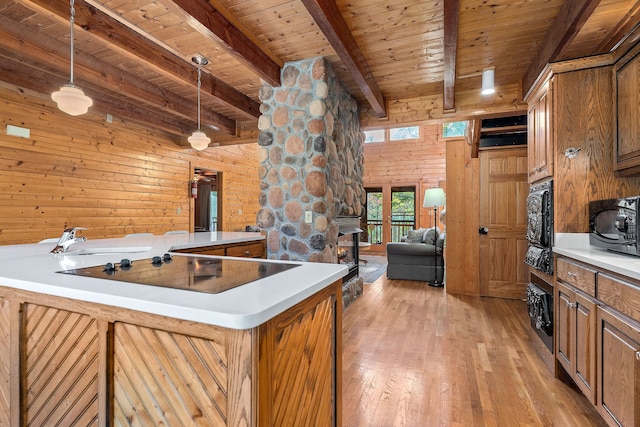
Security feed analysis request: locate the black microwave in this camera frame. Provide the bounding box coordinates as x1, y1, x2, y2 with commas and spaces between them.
589, 197, 639, 256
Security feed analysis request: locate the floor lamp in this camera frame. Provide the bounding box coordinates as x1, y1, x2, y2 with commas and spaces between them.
423, 188, 446, 287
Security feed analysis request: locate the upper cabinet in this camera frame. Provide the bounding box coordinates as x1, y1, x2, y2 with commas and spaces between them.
615, 48, 640, 175
526, 78, 554, 183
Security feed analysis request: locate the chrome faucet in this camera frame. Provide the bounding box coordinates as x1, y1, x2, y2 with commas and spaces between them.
50, 227, 87, 254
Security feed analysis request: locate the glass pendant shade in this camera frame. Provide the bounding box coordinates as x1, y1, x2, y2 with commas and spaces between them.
481, 68, 495, 95
188, 130, 211, 151
53, 0, 92, 116
51, 84, 93, 116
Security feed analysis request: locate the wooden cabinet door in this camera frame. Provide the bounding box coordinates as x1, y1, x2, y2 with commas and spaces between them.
597, 307, 640, 427
556, 283, 574, 372
556, 282, 597, 404
527, 81, 553, 183
574, 291, 597, 404
615, 51, 640, 173
527, 102, 538, 181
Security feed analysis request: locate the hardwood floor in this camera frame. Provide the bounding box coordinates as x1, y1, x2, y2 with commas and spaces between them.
342, 276, 607, 427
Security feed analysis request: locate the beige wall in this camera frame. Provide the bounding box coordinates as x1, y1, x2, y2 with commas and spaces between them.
0, 84, 260, 245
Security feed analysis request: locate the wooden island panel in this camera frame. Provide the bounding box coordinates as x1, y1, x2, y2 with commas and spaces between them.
113, 322, 233, 425
22, 304, 103, 426
259, 284, 341, 426
0, 297, 9, 426
0, 278, 341, 426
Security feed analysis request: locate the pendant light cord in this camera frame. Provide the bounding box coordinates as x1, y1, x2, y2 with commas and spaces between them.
197, 61, 202, 131
69, 0, 76, 85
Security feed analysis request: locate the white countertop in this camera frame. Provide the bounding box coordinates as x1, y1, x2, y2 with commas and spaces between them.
554, 233, 640, 281
0, 232, 348, 329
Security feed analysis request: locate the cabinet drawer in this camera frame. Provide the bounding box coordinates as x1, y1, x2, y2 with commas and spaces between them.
556, 258, 596, 297
598, 273, 640, 322
226, 242, 264, 258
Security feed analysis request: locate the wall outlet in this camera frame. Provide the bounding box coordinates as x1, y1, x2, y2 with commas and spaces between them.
305, 211, 313, 223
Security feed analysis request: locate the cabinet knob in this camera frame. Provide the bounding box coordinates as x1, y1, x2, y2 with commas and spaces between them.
244, 250, 251, 255
567, 271, 577, 278
566, 302, 577, 309
636, 351, 640, 361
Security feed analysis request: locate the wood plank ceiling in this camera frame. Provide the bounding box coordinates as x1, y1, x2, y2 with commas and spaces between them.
0, 0, 639, 146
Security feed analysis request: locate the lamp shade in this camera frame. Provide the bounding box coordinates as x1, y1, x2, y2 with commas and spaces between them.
188, 130, 210, 151
481, 68, 495, 95
423, 188, 446, 208
51, 84, 93, 116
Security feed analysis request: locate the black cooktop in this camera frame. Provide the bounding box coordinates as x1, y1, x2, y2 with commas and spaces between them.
57, 254, 301, 294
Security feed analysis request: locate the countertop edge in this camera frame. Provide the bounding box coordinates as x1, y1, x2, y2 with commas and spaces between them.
0, 232, 349, 330
554, 233, 640, 282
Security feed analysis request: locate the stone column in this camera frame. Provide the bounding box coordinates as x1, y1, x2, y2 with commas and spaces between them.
256, 57, 365, 263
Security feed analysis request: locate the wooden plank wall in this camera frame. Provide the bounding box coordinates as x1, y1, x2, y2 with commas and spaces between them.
0, 83, 260, 245
445, 138, 480, 296
360, 83, 527, 129
362, 124, 447, 229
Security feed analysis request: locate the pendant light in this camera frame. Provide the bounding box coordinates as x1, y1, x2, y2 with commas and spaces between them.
51, 0, 93, 116
188, 56, 211, 151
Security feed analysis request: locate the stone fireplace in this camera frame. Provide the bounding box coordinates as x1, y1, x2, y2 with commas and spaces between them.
255, 57, 365, 307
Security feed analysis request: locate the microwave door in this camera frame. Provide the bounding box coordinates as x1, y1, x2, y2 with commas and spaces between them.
591, 209, 635, 244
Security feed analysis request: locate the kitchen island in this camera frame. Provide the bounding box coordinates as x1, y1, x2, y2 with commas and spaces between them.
0, 232, 347, 426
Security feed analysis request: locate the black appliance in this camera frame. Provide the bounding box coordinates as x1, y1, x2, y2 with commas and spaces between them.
524, 180, 553, 274
479, 115, 527, 148
57, 254, 300, 294
589, 196, 640, 256
527, 274, 554, 353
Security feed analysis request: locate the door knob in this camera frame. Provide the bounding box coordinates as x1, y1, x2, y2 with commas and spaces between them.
479, 227, 489, 235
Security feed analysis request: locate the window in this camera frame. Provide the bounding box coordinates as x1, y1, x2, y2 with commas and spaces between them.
443, 121, 467, 137
364, 126, 420, 143
363, 129, 385, 143
390, 126, 419, 140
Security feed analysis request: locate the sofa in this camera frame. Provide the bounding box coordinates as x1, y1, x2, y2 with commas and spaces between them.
386, 227, 445, 285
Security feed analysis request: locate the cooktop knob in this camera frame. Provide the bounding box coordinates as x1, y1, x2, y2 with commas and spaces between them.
151, 256, 163, 266
103, 262, 117, 275
163, 253, 173, 262
120, 258, 132, 269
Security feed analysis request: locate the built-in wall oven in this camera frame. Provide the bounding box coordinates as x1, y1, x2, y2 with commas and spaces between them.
524, 180, 554, 353
524, 180, 553, 274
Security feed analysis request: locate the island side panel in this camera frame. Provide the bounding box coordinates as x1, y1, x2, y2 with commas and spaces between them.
0, 275, 342, 426
23, 303, 101, 426
0, 297, 9, 426
258, 280, 342, 427
112, 322, 231, 425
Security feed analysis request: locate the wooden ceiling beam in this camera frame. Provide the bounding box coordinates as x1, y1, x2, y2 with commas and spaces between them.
300, 0, 387, 118
443, 0, 459, 112
19, 0, 260, 120
0, 14, 236, 136
595, 3, 640, 54
161, 0, 282, 87
0, 59, 191, 138
522, 0, 601, 95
